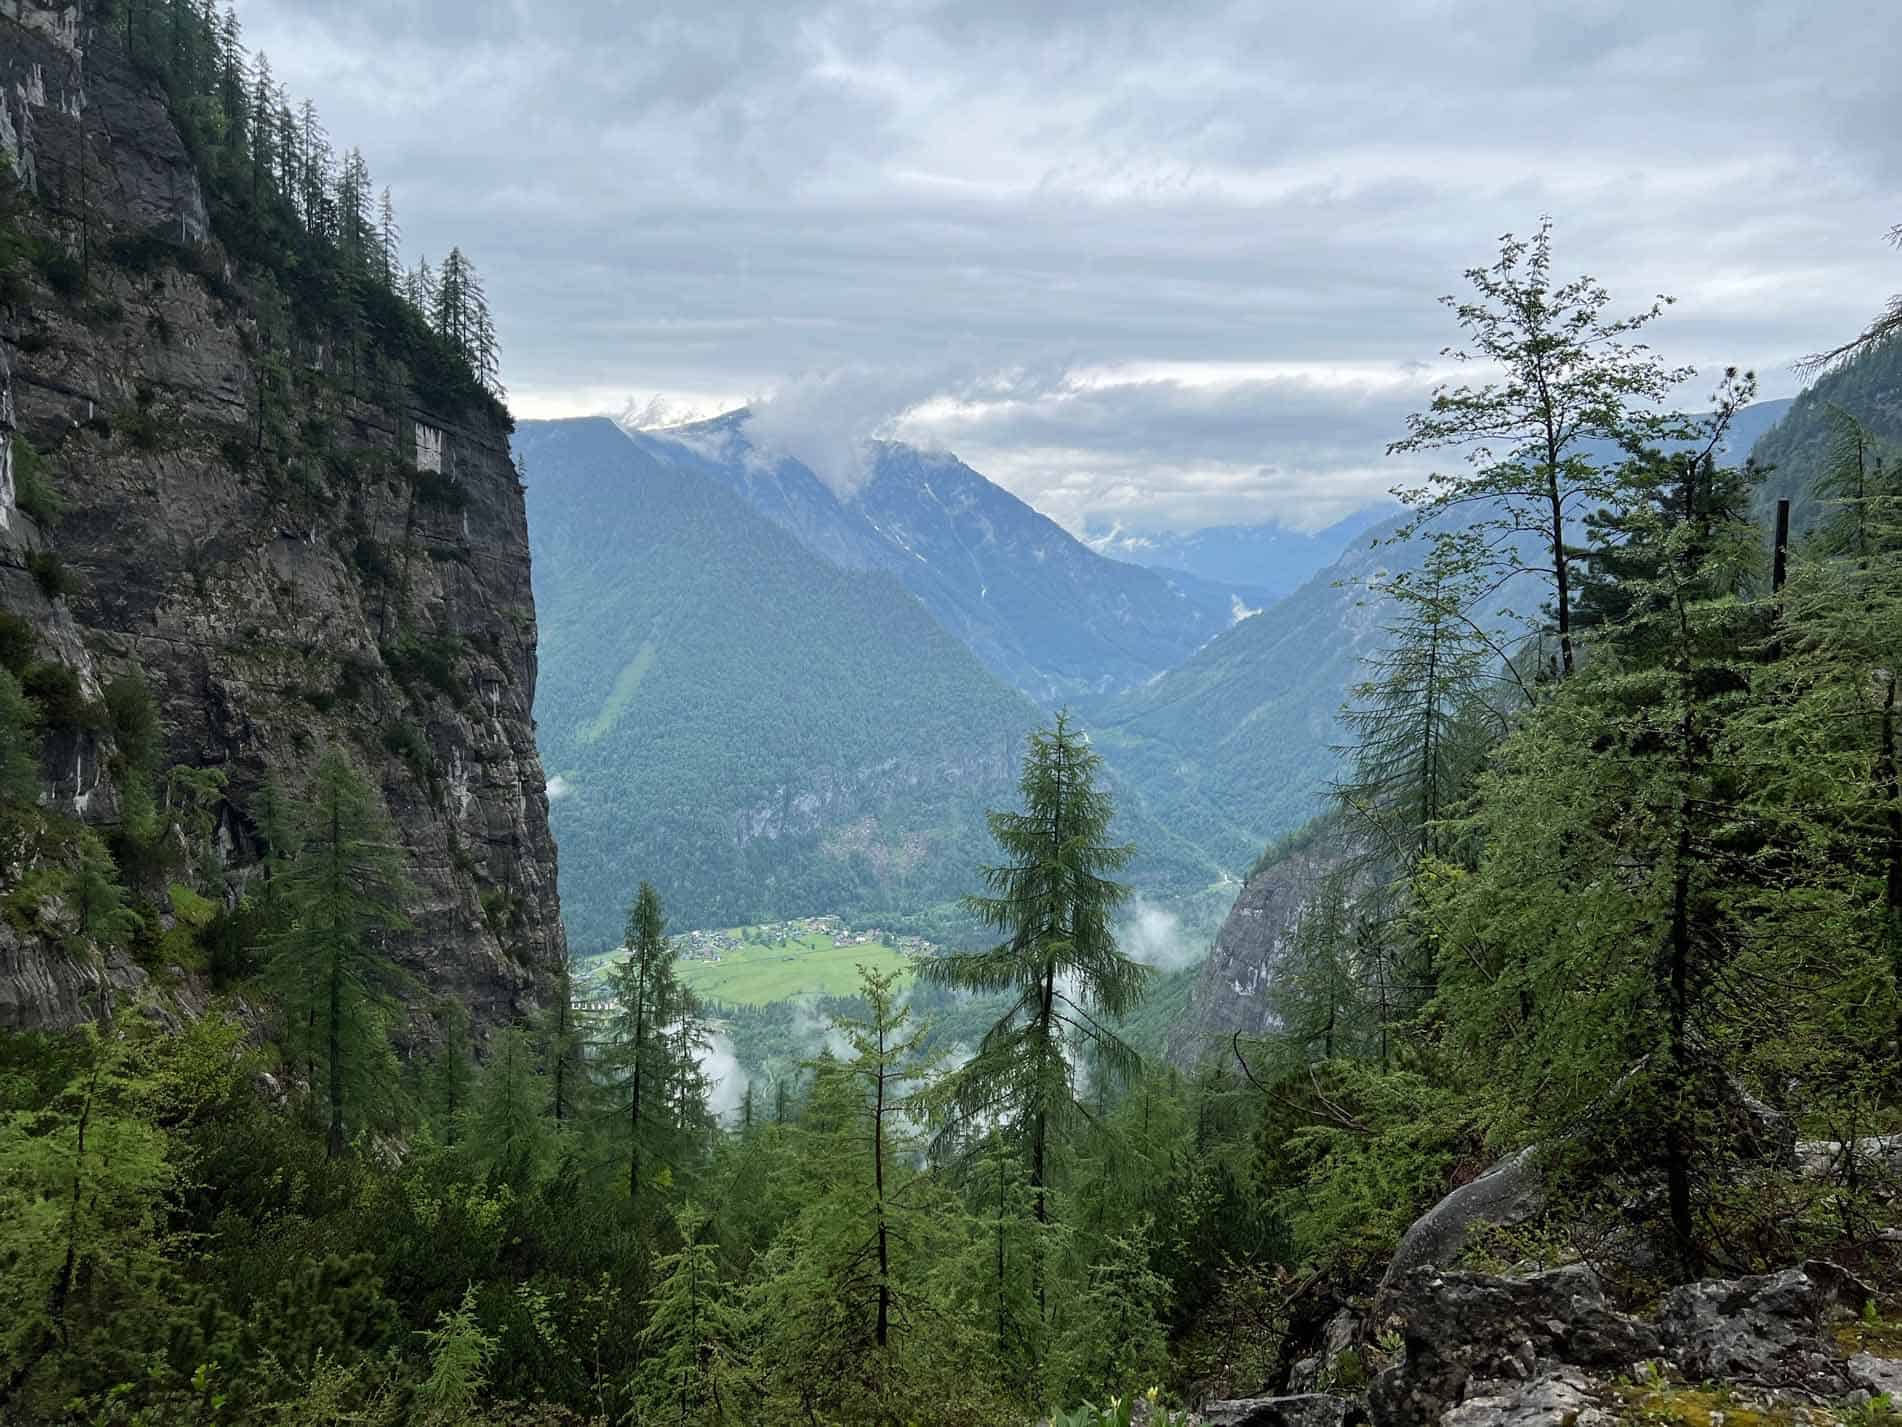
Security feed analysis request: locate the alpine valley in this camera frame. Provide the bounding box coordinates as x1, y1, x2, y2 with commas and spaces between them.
3, 6, 1900, 1427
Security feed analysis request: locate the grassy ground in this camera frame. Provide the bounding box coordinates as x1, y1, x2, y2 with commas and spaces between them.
671, 932, 915, 1006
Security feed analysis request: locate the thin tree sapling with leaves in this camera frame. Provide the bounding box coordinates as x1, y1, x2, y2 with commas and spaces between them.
1389, 217, 1693, 678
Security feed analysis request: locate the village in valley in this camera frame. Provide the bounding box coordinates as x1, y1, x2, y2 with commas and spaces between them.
576, 915, 938, 1008
674, 915, 938, 964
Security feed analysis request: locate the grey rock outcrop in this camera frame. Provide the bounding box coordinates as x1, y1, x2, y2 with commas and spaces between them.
0, 3, 562, 1035
1368, 1265, 1657, 1427
1367, 1261, 1883, 1427
1202, 1394, 1355, 1427
1435, 1370, 1613, 1427
1166, 816, 1373, 1067
1376, 1147, 1544, 1299
1848, 1351, 1902, 1397
1797, 1135, 1902, 1183
1654, 1266, 1851, 1390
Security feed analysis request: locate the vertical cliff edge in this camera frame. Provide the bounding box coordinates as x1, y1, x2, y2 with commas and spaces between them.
0, 2, 564, 1035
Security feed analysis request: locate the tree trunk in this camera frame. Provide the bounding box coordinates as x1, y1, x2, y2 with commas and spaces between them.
874, 1035, 890, 1349
1880, 675, 1902, 1049
326, 796, 346, 1159
629, 972, 646, 1200
1664, 799, 1700, 1281
1549, 463, 1574, 677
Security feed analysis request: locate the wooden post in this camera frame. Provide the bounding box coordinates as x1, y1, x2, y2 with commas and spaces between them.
1772, 499, 1791, 593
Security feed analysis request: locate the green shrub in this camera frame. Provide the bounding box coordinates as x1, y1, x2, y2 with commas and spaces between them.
413, 469, 469, 512
114, 402, 167, 453
383, 719, 435, 781
26, 548, 77, 599
106, 230, 186, 276
350, 538, 394, 585
336, 655, 378, 704
384, 634, 466, 703
13, 435, 61, 523
32, 238, 82, 297
21, 661, 102, 730
0, 610, 36, 675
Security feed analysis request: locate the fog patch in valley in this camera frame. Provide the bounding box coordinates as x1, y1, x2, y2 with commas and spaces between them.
1116, 897, 1204, 972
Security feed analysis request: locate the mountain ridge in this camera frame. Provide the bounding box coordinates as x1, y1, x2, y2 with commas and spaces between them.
622, 411, 1272, 703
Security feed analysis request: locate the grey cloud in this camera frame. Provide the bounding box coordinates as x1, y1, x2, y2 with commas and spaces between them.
236, 0, 1902, 528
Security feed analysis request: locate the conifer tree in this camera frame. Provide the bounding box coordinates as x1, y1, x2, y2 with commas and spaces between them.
377, 187, 402, 289
0, 1019, 175, 1414
542, 940, 585, 1127
601, 882, 695, 1199
334, 148, 372, 268
264, 749, 413, 1158
924, 712, 1147, 1311
248, 52, 276, 207
635, 1207, 745, 1423
1388, 219, 1694, 677
1744, 407, 1902, 1062
1335, 558, 1516, 878
425, 1001, 476, 1142
464, 1026, 552, 1190
1430, 374, 1771, 1276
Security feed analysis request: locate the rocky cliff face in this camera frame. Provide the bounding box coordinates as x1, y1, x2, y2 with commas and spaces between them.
1165, 817, 1369, 1068
0, 3, 563, 1034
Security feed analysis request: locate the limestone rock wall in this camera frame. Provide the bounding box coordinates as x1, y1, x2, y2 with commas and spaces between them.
0, 2, 564, 1036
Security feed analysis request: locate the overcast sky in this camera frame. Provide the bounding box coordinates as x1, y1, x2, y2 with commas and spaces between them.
237, 0, 1900, 533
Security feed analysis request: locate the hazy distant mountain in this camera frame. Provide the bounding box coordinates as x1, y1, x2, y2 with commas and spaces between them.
515, 417, 1044, 948
516, 417, 1229, 947
1085, 514, 1409, 877
621, 413, 1272, 704
1083, 506, 1398, 599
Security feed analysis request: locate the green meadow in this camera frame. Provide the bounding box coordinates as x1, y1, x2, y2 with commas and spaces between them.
678, 932, 914, 1005
582, 931, 916, 1006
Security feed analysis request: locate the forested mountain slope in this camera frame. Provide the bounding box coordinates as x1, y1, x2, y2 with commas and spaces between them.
625, 413, 1267, 703
1752, 341, 1902, 522
0, 1, 561, 1034
517, 417, 1052, 948
1085, 513, 1411, 877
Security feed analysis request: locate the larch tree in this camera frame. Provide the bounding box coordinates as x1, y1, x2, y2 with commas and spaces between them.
1745, 406, 1902, 1063
601, 881, 693, 1200
1429, 374, 1770, 1278
264, 749, 413, 1159
464, 1026, 552, 1191
923, 711, 1147, 1313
